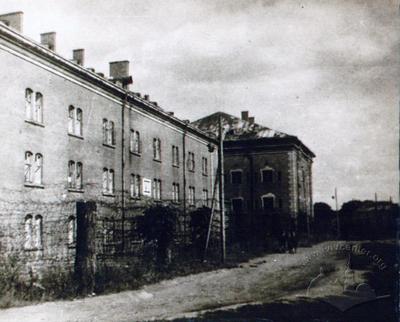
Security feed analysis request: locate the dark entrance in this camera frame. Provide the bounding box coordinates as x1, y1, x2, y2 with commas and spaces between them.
75, 201, 97, 295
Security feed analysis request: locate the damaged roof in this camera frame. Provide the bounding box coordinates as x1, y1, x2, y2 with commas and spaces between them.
192, 111, 291, 141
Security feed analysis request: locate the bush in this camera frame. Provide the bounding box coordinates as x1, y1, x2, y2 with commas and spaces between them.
137, 204, 179, 266
190, 207, 212, 259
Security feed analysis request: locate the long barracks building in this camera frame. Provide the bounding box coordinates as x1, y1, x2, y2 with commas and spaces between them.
0, 12, 219, 275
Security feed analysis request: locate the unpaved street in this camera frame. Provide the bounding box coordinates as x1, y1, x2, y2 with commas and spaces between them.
0, 241, 351, 322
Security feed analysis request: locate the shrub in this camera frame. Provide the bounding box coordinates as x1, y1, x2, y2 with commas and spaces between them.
137, 204, 179, 266
189, 207, 212, 259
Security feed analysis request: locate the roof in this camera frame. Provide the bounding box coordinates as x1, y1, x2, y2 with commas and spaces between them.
0, 22, 216, 144
192, 111, 315, 157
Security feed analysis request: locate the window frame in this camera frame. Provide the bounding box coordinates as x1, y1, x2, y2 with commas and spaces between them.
230, 169, 243, 185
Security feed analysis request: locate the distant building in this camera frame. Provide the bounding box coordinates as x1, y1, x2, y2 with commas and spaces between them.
0, 12, 218, 276
193, 111, 315, 242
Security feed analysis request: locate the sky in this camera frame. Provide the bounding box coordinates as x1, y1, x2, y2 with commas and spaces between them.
1, 0, 398, 207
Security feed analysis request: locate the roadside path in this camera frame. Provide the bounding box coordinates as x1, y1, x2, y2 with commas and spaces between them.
0, 241, 343, 322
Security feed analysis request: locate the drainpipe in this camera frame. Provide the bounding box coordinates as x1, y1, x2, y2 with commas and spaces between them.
182, 123, 187, 243
218, 115, 226, 263
121, 91, 127, 252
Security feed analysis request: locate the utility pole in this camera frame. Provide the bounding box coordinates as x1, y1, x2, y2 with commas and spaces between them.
218, 114, 226, 263
334, 187, 340, 240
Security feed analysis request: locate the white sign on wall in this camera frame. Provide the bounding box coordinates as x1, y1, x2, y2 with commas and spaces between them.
142, 178, 152, 196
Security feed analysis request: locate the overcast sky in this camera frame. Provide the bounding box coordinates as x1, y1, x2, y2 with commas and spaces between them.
1, 0, 398, 207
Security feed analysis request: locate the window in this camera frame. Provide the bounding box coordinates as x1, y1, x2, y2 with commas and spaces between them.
202, 157, 208, 176
188, 152, 195, 171
188, 186, 195, 206
103, 119, 115, 146
24, 214, 42, 250
25, 89, 43, 124
153, 179, 161, 200
130, 174, 141, 198
231, 170, 242, 184
25, 152, 43, 185
232, 198, 243, 214
68, 106, 83, 136
172, 145, 179, 167
172, 182, 180, 203
67, 216, 76, 245
34, 215, 43, 249
103, 168, 114, 194
262, 194, 275, 210
153, 138, 161, 161
261, 166, 274, 183
24, 215, 33, 249
68, 161, 83, 190
202, 189, 209, 206
130, 130, 141, 154
24, 151, 33, 183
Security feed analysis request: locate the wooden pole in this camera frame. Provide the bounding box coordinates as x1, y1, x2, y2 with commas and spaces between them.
335, 187, 340, 239
218, 115, 226, 263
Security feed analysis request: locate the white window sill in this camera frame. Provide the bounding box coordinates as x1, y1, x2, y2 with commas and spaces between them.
25, 119, 44, 128
153, 158, 162, 163
130, 196, 141, 200
68, 188, 84, 193
130, 151, 141, 157
102, 192, 115, 197
68, 133, 84, 140
67, 243, 76, 249
24, 183, 44, 189
172, 164, 180, 168
24, 247, 43, 252
103, 143, 116, 149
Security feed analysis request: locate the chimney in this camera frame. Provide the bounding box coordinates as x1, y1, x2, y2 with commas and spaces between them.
96, 72, 105, 77
40, 32, 56, 51
241, 111, 249, 121
0, 11, 23, 32
167, 112, 174, 116
249, 116, 255, 125
86, 67, 95, 73
72, 49, 85, 66
151, 101, 158, 107
109, 60, 133, 89
144, 94, 150, 101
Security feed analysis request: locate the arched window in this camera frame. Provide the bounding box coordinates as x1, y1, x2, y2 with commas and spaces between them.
76, 108, 83, 136
35, 93, 43, 123
130, 174, 140, 198
109, 121, 115, 145
76, 162, 83, 189
24, 151, 33, 183
34, 215, 43, 249
262, 193, 276, 211
103, 168, 114, 194
24, 215, 33, 249
25, 88, 33, 120
261, 165, 274, 183
108, 169, 114, 194
68, 160, 75, 188
130, 130, 141, 154
102, 119, 108, 144
34, 153, 43, 185
67, 216, 76, 244
153, 138, 161, 160
68, 106, 75, 133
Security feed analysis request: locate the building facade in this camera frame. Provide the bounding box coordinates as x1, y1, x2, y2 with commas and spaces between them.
193, 111, 315, 243
0, 12, 218, 275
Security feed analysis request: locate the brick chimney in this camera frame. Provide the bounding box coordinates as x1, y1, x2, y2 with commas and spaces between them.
72, 49, 85, 66
0, 11, 23, 32
40, 32, 56, 51
109, 60, 133, 89
249, 116, 255, 125
241, 111, 249, 121
144, 94, 150, 101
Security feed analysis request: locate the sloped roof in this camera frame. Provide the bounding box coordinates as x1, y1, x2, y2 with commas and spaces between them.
192, 111, 291, 141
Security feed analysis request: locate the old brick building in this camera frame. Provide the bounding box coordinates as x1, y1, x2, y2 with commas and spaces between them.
0, 12, 218, 276
193, 111, 315, 244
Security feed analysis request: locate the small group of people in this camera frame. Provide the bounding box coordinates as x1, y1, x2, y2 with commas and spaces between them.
279, 230, 298, 254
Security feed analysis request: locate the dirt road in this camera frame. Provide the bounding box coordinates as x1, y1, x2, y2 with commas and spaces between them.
0, 241, 350, 322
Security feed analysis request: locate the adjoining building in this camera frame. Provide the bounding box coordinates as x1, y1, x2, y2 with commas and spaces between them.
192, 111, 315, 245
0, 12, 219, 276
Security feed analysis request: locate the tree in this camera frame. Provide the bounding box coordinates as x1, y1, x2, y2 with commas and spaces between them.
313, 202, 335, 240
137, 204, 179, 266
189, 207, 212, 259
